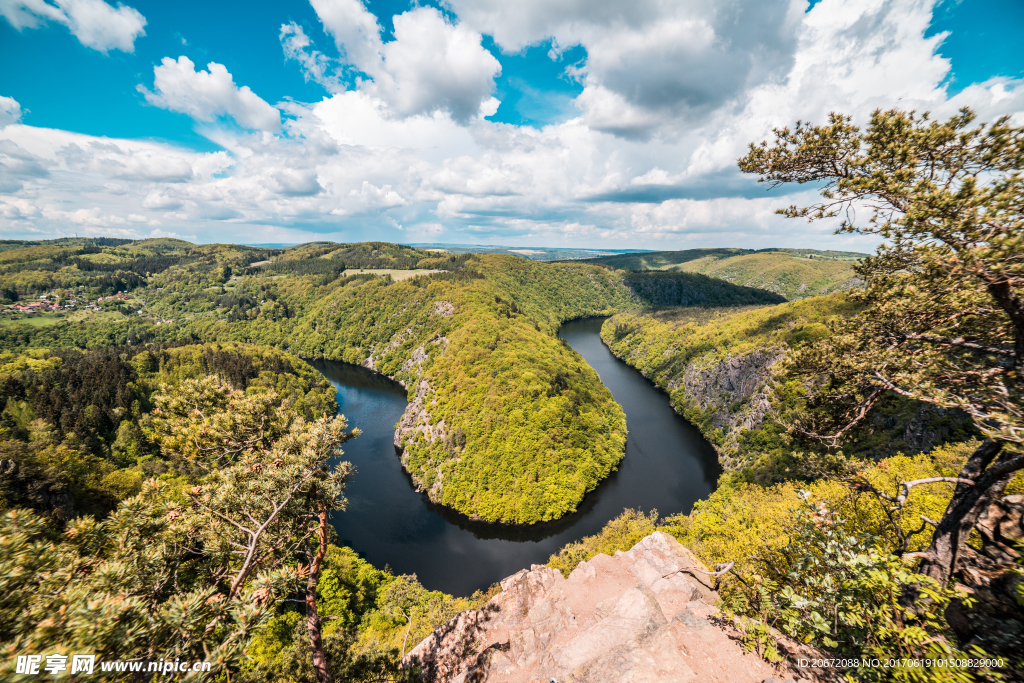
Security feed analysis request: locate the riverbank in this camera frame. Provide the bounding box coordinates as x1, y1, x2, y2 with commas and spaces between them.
316, 318, 718, 595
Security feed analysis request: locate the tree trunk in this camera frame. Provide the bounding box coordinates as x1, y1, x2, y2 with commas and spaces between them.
402, 612, 414, 660
916, 439, 1006, 586
306, 505, 334, 683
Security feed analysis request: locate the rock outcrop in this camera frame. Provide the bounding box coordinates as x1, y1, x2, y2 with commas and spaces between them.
673, 348, 783, 470
610, 337, 974, 472
946, 494, 1024, 659
405, 532, 838, 683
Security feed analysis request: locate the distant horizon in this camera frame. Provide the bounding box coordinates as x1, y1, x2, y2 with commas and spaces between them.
0, 235, 872, 258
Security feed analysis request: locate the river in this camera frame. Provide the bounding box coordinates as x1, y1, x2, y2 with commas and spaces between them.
309, 316, 720, 596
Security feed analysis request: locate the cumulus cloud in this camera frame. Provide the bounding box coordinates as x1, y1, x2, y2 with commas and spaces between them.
141, 191, 183, 211
139, 56, 281, 132
310, 1, 501, 122
446, 0, 802, 136
0, 138, 49, 192
58, 140, 194, 182
41, 206, 131, 228
2, 0, 1023, 250
0, 95, 23, 126
0, 0, 146, 53
268, 168, 323, 197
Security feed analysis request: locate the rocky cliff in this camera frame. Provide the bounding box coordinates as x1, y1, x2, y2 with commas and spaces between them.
669, 348, 784, 471
358, 317, 452, 501
405, 532, 838, 683
602, 303, 977, 473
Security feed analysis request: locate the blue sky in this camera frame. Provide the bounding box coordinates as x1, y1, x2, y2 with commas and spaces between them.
0, 0, 1022, 249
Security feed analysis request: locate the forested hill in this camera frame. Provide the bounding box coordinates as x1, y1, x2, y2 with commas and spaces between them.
601, 296, 977, 476
580, 247, 866, 300
0, 239, 780, 525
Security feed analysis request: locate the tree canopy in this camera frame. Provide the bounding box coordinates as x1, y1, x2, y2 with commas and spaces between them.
739, 107, 1024, 657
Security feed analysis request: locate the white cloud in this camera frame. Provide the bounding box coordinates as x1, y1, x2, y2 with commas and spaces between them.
280, 22, 341, 92
268, 168, 323, 197
0, 0, 146, 53
41, 206, 129, 227
1, 0, 1022, 251
446, 0, 802, 136
0, 138, 49, 192
311, 1, 501, 122
148, 227, 195, 240
0, 95, 23, 126
139, 56, 281, 132
58, 140, 194, 182
141, 191, 183, 211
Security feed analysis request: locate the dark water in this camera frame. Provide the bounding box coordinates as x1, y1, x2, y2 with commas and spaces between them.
309, 317, 720, 596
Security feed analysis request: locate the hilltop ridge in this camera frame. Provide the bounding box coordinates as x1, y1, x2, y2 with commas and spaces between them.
581, 248, 865, 300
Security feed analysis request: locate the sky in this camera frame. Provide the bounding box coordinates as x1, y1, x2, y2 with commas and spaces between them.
0, 0, 1022, 250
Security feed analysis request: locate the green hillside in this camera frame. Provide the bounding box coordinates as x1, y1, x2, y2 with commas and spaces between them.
601, 295, 977, 475
0, 239, 782, 524
582, 248, 866, 300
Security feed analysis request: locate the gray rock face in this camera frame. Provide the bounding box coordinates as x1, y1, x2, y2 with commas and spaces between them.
612, 334, 973, 472
405, 532, 839, 683
650, 346, 783, 471
355, 323, 451, 497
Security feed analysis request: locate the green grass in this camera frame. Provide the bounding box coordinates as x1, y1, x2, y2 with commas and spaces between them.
582, 248, 866, 300
0, 314, 62, 327
342, 268, 442, 281
670, 251, 860, 300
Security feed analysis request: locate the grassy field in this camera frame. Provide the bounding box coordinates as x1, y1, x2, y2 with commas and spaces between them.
669, 251, 860, 300
0, 314, 62, 327
0, 310, 128, 327
582, 248, 864, 300
343, 268, 442, 281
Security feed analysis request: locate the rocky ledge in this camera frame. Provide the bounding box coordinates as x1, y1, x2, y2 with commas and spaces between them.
405, 531, 839, 683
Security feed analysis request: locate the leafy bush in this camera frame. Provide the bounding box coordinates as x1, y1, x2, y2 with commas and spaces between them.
726, 494, 1001, 682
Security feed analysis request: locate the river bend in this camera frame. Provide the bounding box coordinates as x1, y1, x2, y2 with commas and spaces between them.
311, 316, 720, 595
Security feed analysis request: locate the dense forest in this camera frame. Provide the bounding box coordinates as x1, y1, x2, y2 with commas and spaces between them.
602, 295, 978, 476
0, 342, 336, 519
0, 239, 773, 524
1, 346, 495, 681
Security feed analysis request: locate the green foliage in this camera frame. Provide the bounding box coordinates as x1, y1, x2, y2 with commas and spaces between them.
242, 622, 418, 683
739, 106, 1024, 450
242, 545, 500, 682
622, 271, 786, 306
600, 295, 977, 475
0, 343, 336, 521
584, 248, 865, 301
0, 374, 355, 680
548, 508, 660, 576
725, 496, 1000, 683
600, 295, 853, 470
662, 442, 986, 580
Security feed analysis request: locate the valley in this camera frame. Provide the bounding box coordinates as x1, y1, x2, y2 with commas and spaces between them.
583, 247, 865, 300
1, 227, 1017, 681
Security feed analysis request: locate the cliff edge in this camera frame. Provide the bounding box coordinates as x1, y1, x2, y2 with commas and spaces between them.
405, 531, 838, 683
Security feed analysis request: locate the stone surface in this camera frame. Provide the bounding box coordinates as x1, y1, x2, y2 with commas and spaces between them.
946, 494, 1024, 659
405, 531, 842, 683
